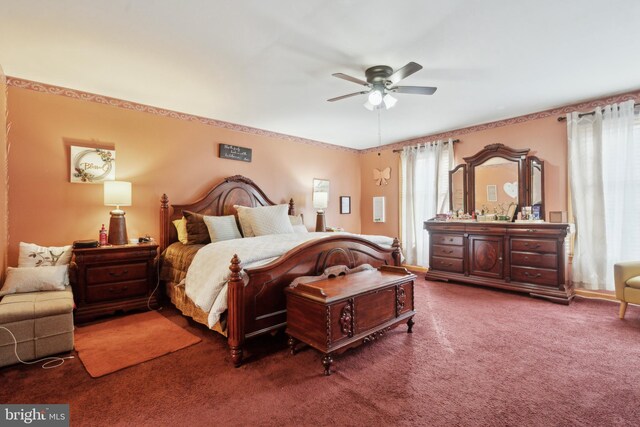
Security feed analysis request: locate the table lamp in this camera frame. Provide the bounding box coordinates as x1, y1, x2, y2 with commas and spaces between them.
104, 181, 132, 245
313, 191, 328, 232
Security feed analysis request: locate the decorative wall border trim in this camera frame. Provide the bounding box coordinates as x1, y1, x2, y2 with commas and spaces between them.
361, 88, 640, 154
8, 76, 640, 155
6, 77, 359, 154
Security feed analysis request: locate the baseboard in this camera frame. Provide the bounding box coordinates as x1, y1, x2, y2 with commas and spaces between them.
402, 264, 428, 273
574, 289, 618, 302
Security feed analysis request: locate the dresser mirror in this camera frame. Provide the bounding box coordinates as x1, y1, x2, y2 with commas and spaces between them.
452, 144, 544, 218
527, 156, 545, 219
473, 157, 519, 214
449, 164, 467, 212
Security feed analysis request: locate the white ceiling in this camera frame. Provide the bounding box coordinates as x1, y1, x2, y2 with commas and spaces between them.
1, 0, 639, 150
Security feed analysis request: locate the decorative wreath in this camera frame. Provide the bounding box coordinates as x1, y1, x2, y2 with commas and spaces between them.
73, 149, 114, 182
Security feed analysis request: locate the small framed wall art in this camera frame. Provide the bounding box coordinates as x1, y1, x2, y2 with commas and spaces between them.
70, 146, 116, 183
340, 196, 351, 214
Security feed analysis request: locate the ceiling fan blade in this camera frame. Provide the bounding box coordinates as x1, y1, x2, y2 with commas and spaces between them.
327, 91, 369, 102
387, 62, 423, 85
390, 86, 437, 95
332, 73, 370, 86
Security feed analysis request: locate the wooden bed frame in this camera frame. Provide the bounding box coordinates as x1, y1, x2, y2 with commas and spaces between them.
160, 175, 401, 366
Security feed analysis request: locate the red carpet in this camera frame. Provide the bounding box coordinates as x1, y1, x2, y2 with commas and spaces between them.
1, 277, 639, 426
74, 311, 201, 377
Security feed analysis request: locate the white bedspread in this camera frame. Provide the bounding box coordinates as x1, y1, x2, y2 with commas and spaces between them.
184, 232, 394, 327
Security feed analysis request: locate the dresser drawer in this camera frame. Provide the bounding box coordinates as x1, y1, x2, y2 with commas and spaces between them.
511, 266, 558, 286
432, 244, 463, 259
86, 262, 148, 285
511, 251, 557, 269
85, 280, 149, 303
432, 234, 463, 246
511, 239, 557, 254
466, 225, 506, 234
431, 256, 464, 273
508, 227, 566, 236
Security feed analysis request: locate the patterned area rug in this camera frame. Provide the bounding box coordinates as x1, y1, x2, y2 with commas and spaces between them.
74, 310, 201, 378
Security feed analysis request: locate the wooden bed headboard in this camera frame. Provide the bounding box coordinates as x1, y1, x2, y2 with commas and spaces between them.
160, 175, 295, 251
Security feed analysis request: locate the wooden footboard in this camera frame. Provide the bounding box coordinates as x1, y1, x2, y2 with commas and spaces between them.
227, 235, 401, 367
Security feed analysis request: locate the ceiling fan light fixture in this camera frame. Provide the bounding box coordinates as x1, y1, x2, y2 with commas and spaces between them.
383, 93, 397, 109
363, 100, 375, 111
368, 89, 383, 106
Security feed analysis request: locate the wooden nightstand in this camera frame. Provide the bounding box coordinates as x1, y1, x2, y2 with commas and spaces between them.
70, 242, 159, 323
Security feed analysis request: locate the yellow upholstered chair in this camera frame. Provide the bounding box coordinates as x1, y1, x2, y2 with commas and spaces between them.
614, 261, 640, 319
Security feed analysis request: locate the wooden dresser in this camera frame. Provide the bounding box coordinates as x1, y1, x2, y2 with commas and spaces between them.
424, 221, 573, 303
70, 243, 159, 322
285, 266, 416, 375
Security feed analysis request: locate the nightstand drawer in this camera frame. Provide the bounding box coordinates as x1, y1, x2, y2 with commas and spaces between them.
85, 280, 149, 303
86, 262, 148, 285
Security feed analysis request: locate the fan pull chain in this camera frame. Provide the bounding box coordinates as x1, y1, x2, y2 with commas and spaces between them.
377, 108, 382, 157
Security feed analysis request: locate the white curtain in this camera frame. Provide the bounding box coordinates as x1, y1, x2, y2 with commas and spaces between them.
568, 100, 640, 290
401, 139, 453, 266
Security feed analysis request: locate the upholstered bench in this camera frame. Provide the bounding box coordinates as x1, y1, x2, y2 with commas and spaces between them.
0, 287, 74, 368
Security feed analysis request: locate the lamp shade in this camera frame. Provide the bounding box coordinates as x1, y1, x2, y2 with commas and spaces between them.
368, 89, 383, 106
104, 181, 132, 207
313, 191, 329, 210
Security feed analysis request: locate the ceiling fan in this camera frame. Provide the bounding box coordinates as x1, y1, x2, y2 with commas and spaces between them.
328, 62, 437, 110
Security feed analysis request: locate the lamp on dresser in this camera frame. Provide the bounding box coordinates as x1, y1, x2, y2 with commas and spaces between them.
313, 191, 328, 232
104, 181, 132, 245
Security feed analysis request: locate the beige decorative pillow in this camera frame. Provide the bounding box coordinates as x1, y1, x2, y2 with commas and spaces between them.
203, 215, 242, 242
234, 205, 255, 237
243, 204, 294, 236
0, 266, 69, 297
18, 242, 72, 267
172, 218, 189, 244
183, 211, 211, 245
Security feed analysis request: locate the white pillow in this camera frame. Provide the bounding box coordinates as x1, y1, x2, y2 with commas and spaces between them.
0, 266, 69, 297
203, 215, 242, 242
234, 205, 255, 237
240, 204, 294, 236
292, 224, 308, 233
289, 215, 304, 226
289, 215, 308, 233
18, 242, 72, 267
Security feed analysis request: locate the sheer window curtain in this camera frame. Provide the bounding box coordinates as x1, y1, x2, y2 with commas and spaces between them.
400, 140, 453, 266
568, 100, 640, 290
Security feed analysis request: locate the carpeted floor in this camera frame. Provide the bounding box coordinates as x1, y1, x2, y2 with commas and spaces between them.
1, 278, 639, 426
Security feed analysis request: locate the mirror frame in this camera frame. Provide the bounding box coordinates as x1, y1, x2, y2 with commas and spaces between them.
526, 156, 545, 220
449, 164, 467, 212
464, 144, 530, 214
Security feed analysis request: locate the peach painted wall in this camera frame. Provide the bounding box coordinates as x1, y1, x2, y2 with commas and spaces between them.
0, 67, 7, 282
360, 115, 568, 238
360, 150, 402, 238
6, 87, 362, 266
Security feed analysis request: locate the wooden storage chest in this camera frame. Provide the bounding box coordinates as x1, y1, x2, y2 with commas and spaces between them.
285, 266, 416, 376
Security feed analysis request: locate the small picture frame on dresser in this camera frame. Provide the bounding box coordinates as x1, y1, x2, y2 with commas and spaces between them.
340, 196, 351, 214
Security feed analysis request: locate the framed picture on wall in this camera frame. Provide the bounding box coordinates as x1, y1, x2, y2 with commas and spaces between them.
70, 146, 116, 183
487, 184, 498, 202
340, 196, 351, 214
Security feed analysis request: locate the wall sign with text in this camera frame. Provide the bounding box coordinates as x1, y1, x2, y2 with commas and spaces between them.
219, 144, 252, 162
70, 146, 116, 183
